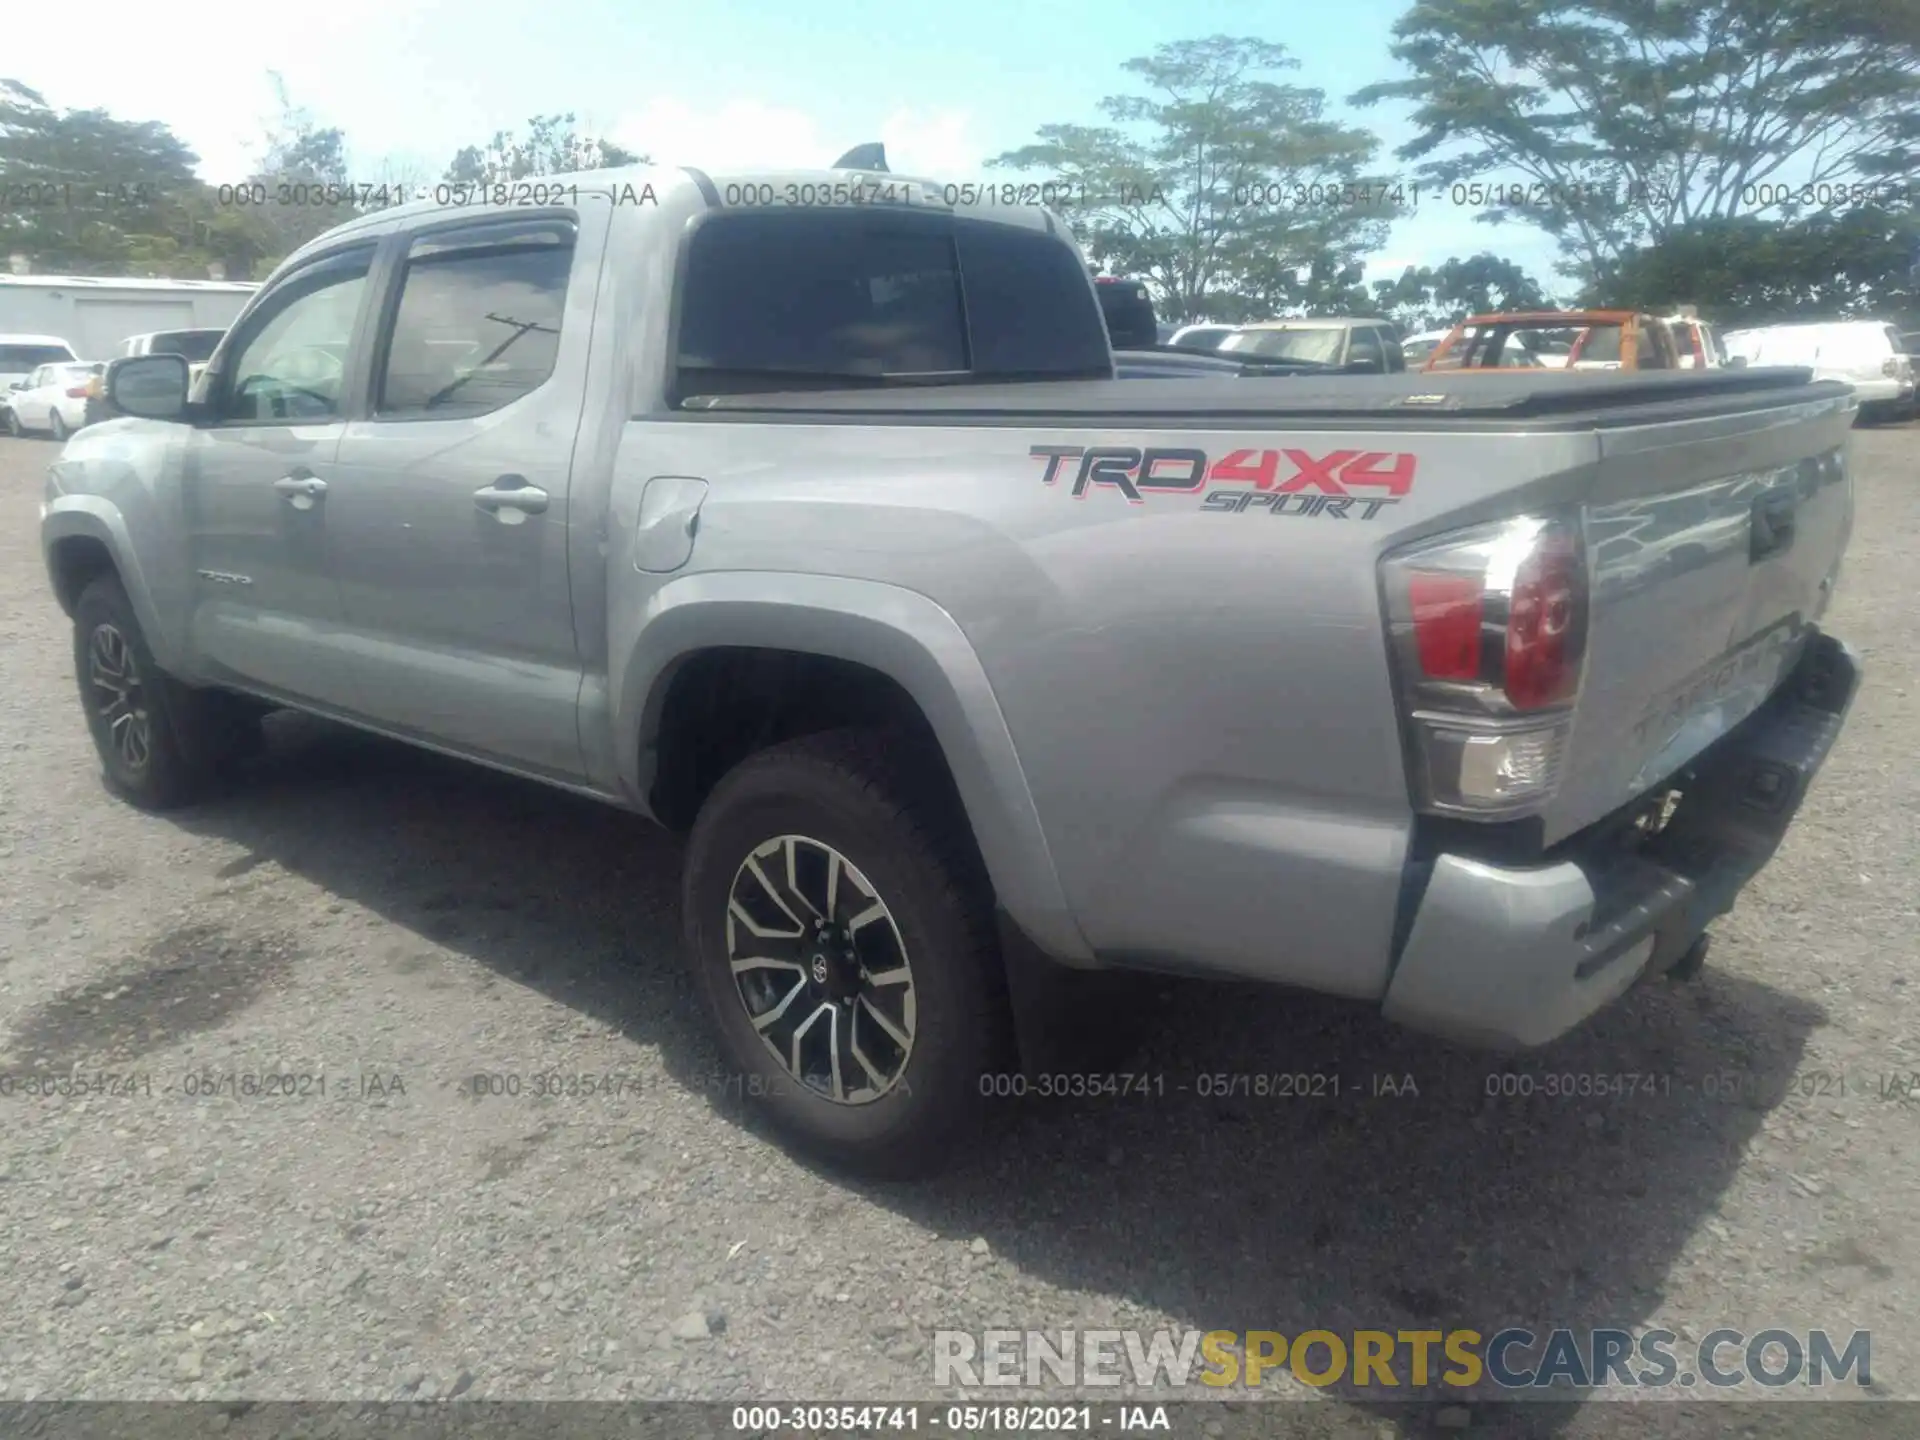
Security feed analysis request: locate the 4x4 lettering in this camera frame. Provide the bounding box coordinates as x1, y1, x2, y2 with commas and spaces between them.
1038, 443, 1420, 510
1206, 449, 1280, 489
1073, 447, 1144, 503
1339, 451, 1416, 496
1277, 448, 1363, 495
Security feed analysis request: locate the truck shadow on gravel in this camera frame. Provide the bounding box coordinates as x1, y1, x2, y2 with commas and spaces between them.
168, 713, 1839, 1440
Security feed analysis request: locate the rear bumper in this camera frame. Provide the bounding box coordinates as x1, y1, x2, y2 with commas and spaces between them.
1841, 376, 1906, 404
1381, 632, 1861, 1049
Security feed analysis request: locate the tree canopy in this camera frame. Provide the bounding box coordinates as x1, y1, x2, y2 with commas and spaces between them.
1594, 206, 1919, 328
1352, 0, 1920, 285
443, 114, 644, 186
990, 36, 1405, 323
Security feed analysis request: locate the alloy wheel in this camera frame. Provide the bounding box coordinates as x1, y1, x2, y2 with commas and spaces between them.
88, 623, 152, 772
725, 835, 917, 1104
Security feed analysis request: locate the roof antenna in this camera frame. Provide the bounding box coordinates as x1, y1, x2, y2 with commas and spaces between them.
832, 143, 888, 172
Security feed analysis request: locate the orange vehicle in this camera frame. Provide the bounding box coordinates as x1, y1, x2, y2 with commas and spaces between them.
1422, 310, 1682, 372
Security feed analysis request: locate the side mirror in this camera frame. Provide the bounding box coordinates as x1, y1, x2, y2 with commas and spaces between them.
7, 381, 24, 392
106, 354, 191, 420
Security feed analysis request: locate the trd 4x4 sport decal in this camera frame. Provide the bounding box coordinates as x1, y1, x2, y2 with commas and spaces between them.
1030, 444, 1417, 518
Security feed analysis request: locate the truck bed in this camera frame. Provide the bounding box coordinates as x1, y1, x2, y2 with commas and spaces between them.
669, 361, 1855, 865
686, 366, 1839, 427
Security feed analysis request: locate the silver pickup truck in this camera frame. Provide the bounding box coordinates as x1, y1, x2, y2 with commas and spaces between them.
41, 164, 1862, 1175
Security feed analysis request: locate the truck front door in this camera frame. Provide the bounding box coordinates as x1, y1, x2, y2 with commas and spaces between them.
178, 243, 374, 709
323, 208, 610, 782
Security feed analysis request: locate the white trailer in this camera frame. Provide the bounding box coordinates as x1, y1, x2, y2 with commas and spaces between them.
0, 275, 260, 361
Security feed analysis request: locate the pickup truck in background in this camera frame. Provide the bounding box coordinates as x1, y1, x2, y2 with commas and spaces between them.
1425, 312, 1680, 371
1217, 317, 1408, 373
44, 165, 1863, 1176
1723, 320, 1916, 423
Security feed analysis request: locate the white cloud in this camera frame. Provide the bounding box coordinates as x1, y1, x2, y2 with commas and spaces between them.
24, 0, 424, 181
609, 98, 987, 180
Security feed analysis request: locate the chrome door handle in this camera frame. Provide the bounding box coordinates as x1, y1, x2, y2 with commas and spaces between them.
473, 477, 550, 516
273, 473, 326, 511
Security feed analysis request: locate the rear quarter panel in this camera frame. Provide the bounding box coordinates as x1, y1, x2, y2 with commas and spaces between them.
628, 416, 1599, 997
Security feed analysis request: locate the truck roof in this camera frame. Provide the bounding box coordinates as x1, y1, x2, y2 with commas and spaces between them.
0, 332, 75, 345
0, 275, 259, 293
286, 163, 1059, 270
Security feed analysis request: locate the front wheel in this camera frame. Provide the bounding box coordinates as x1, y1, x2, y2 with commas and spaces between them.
72, 576, 260, 809
681, 729, 1009, 1177
3, 407, 19, 437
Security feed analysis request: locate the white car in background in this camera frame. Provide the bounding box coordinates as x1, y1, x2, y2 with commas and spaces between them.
1399, 329, 1453, 367
3, 360, 103, 439
0, 334, 79, 390
1167, 322, 1238, 351
1723, 319, 1915, 421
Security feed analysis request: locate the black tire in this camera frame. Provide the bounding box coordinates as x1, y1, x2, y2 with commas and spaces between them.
72, 575, 260, 809
48, 408, 68, 441
3, 407, 18, 438
681, 728, 1010, 1178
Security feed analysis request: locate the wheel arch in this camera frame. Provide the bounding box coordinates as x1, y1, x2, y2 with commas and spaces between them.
614, 571, 1092, 964
42, 505, 182, 673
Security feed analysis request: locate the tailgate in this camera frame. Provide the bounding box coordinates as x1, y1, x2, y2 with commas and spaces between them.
1543, 394, 1856, 846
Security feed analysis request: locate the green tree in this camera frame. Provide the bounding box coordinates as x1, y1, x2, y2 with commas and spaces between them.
243, 73, 364, 266
1352, 0, 1920, 285
0, 78, 229, 276
1359, 252, 1554, 330
1593, 203, 1920, 328
990, 36, 1403, 323
443, 114, 645, 184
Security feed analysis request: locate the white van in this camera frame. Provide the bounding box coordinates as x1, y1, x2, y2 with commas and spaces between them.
1722, 320, 1915, 420
0, 333, 78, 390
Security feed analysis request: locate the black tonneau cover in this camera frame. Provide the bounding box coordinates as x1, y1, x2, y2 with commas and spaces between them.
684, 366, 1841, 429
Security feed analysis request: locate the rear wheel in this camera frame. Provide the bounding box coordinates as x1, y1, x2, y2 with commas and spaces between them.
48, 408, 69, 441
681, 729, 1009, 1177
72, 576, 260, 809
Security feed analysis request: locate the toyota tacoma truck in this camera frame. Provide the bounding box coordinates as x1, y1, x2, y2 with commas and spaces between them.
41, 164, 1862, 1176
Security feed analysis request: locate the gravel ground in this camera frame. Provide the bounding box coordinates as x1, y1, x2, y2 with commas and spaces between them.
0, 423, 1915, 1439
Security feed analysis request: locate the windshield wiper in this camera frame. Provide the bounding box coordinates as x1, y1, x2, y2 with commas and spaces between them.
423, 312, 557, 409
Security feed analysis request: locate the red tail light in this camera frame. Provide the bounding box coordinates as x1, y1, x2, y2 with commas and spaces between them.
65, 385, 89, 398
1382, 514, 1590, 818
1504, 531, 1582, 709
1407, 572, 1483, 680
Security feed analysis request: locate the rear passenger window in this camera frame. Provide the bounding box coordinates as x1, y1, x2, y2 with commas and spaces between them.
956, 224, 1112, 377
377, 219, 575, 419
677, 212, 966, 390
673, 208, 1111, 399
